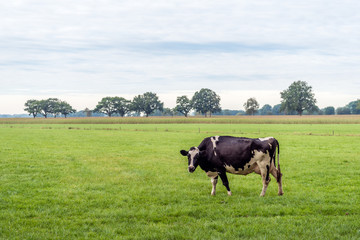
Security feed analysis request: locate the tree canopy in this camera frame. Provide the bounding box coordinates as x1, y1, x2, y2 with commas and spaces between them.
243, 97, 259, 115
131, 92, 163, 117
174, 96, 192, 117
24, 98, 76, 118
259, 104, 272, 115
192, 88, 221, 117
323, 106, 335, 115
280, 80, 317, 116
55, 100, 76, 118
24, 99, 42, 118
347, 100, 360, 114
94, 97, 118, 117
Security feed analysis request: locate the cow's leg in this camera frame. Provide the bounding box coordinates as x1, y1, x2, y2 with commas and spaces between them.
211, 176, 218, 195
270, 167, 283, 196
206, 171, 219, 195
259, 164, 271, 197
219, 172, 232, 196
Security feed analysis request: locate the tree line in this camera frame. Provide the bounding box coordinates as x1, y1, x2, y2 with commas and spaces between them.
24, 81, 360, 118
24, 98, 76, 118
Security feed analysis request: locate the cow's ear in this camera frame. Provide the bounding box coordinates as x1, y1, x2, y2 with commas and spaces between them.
180, 150, 188, 156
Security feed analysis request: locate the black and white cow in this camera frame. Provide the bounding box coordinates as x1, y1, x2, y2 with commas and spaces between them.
180, 136, 283, 197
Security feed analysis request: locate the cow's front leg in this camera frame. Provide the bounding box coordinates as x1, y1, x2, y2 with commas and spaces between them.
219, 171, 232, 196
206, 171, 218, 195
211, 176, 218, 195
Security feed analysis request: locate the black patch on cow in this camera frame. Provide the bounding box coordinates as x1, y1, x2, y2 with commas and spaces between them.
248, 165, 251, 168
266, 165, 270, 182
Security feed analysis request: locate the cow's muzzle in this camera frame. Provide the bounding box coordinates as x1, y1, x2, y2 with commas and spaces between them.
188, 166, 195, 173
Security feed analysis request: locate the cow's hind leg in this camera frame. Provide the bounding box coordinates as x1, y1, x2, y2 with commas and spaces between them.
270, 167, 283, 196
259, 164, 271, 197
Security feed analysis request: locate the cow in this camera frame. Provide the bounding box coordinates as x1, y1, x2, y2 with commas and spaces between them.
180, 136, 283, 197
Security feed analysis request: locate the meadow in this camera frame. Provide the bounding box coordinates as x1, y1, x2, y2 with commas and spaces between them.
0, 116, 360, 239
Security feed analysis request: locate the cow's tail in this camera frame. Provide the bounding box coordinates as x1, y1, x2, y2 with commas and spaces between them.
275, 139, 282, 183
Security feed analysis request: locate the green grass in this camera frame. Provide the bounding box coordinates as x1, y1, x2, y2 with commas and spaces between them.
1, 119, 360, 239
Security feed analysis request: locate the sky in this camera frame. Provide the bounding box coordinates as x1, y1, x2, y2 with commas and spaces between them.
1, 0, 359, 114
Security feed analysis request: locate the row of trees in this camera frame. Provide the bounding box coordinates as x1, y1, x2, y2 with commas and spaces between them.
241, 81, 318, 116
241, 101, 360, 116
24, 81, 360, 118
93, 92, 164, 117
93, 88, 221, 117
24, 98, 76, 118
242, 80, 359, 116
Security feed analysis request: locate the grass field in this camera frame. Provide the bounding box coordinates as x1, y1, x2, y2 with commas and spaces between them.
1, 116, 360, 239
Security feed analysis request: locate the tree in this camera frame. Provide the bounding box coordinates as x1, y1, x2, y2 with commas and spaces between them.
94, 97, 118, 117
175, 95, 192, 117
131, 95, 145, 116
112, 97, 131, 117
192, 88, 221, 117
280, 80, 317, 116
272, 104, 282, 115
39, 98, 59, 118
24, 99, 42, 118
336, 107, 351, 115
131, 92, 164, 117
259, 104, 272, 115
57, 101, 76, 118
84, 108, 92, 117
323, 106, 335, 115
162, 108, 175, 116
347, 100, 360, 114
244, 98, 259, 115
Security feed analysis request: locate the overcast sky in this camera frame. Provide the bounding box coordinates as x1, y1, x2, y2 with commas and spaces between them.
1, 0, 359, 114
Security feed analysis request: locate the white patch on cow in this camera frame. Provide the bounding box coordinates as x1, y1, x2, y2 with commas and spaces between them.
211, 136, 220, 156
224, 150, 270, 175
252, 149, 269, 162
188, 147, 199, 168
224, 164, 255, 175
206, 171, 218, 178
258, 137, 273, 141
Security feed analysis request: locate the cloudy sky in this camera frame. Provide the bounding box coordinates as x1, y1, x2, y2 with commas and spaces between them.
1, 0, 359, 114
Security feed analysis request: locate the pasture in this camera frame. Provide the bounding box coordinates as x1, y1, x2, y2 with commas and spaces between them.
0, 117, 360, 239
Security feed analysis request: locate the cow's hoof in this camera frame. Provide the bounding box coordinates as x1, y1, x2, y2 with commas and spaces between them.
211, 192, 216, 196
227, 191, 232, 196
278, 192, 284, 196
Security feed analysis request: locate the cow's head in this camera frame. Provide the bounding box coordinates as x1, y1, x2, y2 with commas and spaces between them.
180, 147, 203, 173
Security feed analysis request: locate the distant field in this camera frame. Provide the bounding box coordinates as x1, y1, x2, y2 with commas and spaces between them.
1, 114, 360, 124
0, 118, 359, 239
